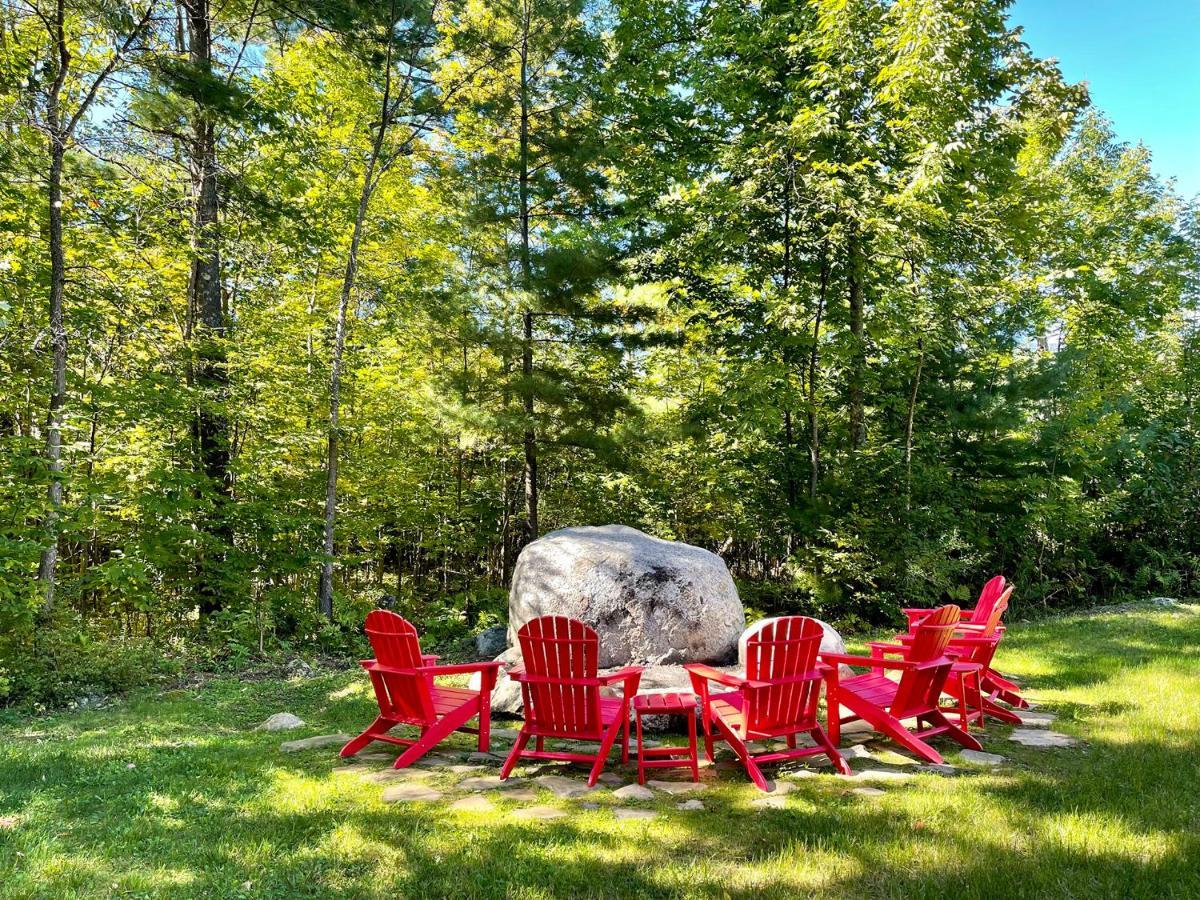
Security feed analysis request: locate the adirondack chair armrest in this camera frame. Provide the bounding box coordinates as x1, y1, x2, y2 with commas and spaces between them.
946, 635, 997, 646
598, 666, 643, 687
422, 654, 440, 665
819, 651, 914, 672
900, 608, 934, 626
683, 663, 753, 689
360, 660, 420, 676
421, 661, 502, 676
867, 641, 907, 655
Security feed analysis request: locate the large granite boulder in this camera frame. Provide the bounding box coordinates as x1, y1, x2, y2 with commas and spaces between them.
508, 525, 745, 667
738, 616, 852, 677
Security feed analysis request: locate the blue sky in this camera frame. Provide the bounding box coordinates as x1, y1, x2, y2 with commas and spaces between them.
1008, 0, 1200, 198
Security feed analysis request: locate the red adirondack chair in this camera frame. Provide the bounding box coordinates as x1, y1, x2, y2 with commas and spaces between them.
821, 605, 983, 764
500, 616, 643, 787
879, 586, 1022, 729
340, 610, 502, 768
901, 575, 1007, 631
686, 617, 851, 790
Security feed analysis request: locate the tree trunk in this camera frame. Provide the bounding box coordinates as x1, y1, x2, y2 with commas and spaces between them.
37, 122, 67, 615
807, 243, 829, 498
904, 338, 924, 512
518, 2, 537, 543
182, 0, 232, 620
319, 11, 396, 619
847, 228, 866, 451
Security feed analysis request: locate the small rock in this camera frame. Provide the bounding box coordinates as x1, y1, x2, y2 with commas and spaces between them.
0, 815, 19, 830
842, 745, 873, 761
676, 799, 705, 811
751, 795, 788, 810
614, 808, 657, 821
536, 775, 594, 798
762, 779, 796, 795
280, 734, 350, 753
613, 784, 655, 801
784, 768, 817, 779
511, 805, 568, 821
382, 784, 442, 803
1009, 729, 1075, 748
286, 658, 315, 679
922, 764, 958, 776
597, 772, 625, 786
851, 787, 886, 798
959, 749, 1006, 766
476, 625, 508, 658
450, 796, 496, 813
647, 779, 707, 795
257, 713, 305, 732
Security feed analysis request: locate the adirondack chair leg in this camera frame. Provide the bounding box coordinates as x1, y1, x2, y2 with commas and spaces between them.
535, 736, 544, 753
620, 711, 630, 764
810, 726, 852, 776
477, 691, 492, 753
729, 731, 769, 791
500, 729, 531, 780
587, 719, 624, 787
824, 681, 842, 746
980, 697, 1022, 724
786, 733, 797, 749
925, 710, 983, 752
392, 701, 480, 769
340, 716, 395, 758
856, 706, 944, 764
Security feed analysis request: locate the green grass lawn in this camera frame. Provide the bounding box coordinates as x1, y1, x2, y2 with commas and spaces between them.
3, 603, 1200, 899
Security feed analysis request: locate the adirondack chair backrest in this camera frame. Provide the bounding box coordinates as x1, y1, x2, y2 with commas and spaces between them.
968, 575, 1008, 626
517, 616, 602, 737
976, 585, 1012, 637
365, 610, 435, 726
891, 604, 960, 719
743, 616, 824, 735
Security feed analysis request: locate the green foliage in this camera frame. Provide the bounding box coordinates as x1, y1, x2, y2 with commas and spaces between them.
0, 0, 1197, 707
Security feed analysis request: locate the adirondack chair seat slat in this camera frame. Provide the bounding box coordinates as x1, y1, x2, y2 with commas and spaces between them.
340, 610, 498, 767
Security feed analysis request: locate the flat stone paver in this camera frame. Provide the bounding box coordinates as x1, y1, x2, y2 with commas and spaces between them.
1010, 728, 1075, 748
331, 765, 368, 776
959, 749, 1006, 765
613, 784, 655, 801
1016, 711, 1056, 727
853, 769, 915, 783
762, 780, 796, 795
536, 775, 595, 798
492, 728, 521, 741
413, 753, 462, 767
597, 772, 625, 786
614, 808, 657, 822
382, 784, 442, 803
783, 768, 817, 779
501, 788, 539, 802
468, 752, 504, 764
450, 796, 496, 813
511, 805, 568, 822
851, 786, 886, 798
459, 775, 525, 791
355, 751, 398, 763
647, 779, 707, 795
280, 734, 351, 753
676, 799, 705, 811
842, 745, 873, 760
361, 768, 432, 784
257, 713, 305, 731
